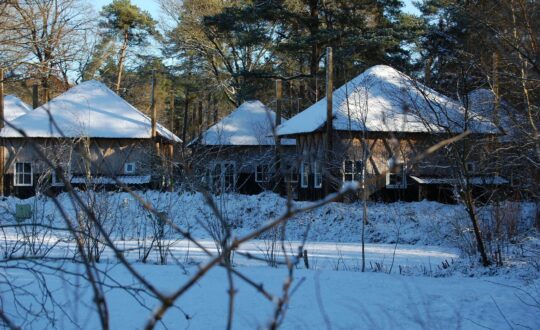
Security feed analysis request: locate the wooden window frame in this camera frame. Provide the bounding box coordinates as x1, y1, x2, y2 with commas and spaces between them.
209, 161, 237, 192
466, 161, 476, 173
342, 159, 363, 182
313, 161, 322, 189
386, 163, 407, 189
14, 162, 33, 187
284, 163, 298, 183
255, 164, 269, 183
124, 162, 136, 174
300, 162, 309, 188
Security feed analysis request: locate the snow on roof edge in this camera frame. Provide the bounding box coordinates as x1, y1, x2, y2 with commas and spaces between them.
0, 81, 182, 143
194, 100, 295, 146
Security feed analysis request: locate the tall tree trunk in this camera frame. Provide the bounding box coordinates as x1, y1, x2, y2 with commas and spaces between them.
463, 187, 491, 266
116, 32, 129, 94
182, 86, 189, 148
308, 0, 320, 103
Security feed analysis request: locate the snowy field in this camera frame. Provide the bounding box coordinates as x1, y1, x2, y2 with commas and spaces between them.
2, 260, 539, 329
0, 191, 539, 329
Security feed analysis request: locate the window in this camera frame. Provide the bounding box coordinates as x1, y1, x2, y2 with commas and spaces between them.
313, 161, 322, 189
52, 172, 65, 186
124, 162, 136, 174
386, 163, 406, 189
300, 162, 309, 188
255, 164, 269, 183
284, 163, 298, 183
51, 163, 71, 187
208, 161, 236, 193
342, 160, 363, 181
223, 162, 235, 191
210, 163, 221, 191
466, 161, 476, 173
14, 162, 32, 186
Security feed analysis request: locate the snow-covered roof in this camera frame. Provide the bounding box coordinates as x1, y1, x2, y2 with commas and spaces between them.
3, 95, 31, 123
0, 80, 181, 142
410, 176, 508, 186
193, 100, 295, 146
277, 65, 498, 136
70, 175, 151, 185
467, 89, 519, 140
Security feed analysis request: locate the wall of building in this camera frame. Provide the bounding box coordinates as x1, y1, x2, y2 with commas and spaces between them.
191, 144, 296, 195
292, 131, 498, 201
0, 137, 170, 196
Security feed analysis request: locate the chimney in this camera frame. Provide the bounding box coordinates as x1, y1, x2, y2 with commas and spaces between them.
32, 83, 39, 109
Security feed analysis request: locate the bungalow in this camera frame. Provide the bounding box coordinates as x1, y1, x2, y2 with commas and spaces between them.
0, 80, 181, 197
189, 100, 295, 194
276, 65, 505, 202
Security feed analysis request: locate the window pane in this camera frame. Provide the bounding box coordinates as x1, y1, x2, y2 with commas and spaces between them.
23, 173, 31, 185
344, 160, 353, 173
355, 161, 363, 173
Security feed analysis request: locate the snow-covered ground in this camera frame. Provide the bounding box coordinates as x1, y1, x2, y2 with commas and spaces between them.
2, 261, 539, 329
0, 191, 538, 329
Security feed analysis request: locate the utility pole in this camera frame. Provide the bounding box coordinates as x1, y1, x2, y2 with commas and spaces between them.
275, 79, 283, 193
168, 90, 175, 191
326, 47, 333, 152
150, 69, 157, 138
325, 47, 334, 195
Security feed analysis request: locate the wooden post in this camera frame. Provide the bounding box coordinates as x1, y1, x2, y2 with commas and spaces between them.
32, 83, 39, 109
150, 69, 157, 138
168, 143, 174, 191
326, 47, 333, 151
275, 79, 283, 192
0, 68, 4, 196
325, 47, 333, 194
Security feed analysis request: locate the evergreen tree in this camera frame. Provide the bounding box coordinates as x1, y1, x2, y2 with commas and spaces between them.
100, 0, 158, 94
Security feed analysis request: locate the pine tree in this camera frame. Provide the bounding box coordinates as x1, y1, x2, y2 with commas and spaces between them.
100, 0, 158, 94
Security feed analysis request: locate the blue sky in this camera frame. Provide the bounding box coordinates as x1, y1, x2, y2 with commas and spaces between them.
92, 0, 421, 19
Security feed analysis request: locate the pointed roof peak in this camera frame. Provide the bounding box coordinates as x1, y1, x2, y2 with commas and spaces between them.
277, 65, 498, 136
0, 80, 181, 142
194, 100, 294, 146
